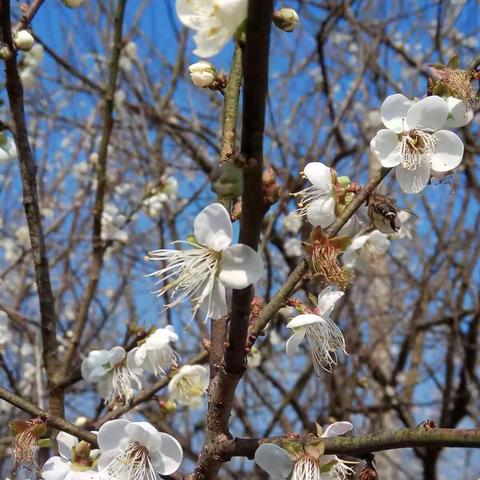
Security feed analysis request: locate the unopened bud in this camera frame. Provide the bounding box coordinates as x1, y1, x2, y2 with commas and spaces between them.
189, 61, 217, 88
0, 45, 12, 60
14, 30, 35, 51
62, 0, 85, 7
273, 8, 299, 32
337, 175, 351, 188
262, 167, 276, 186
159, 399, 177, 413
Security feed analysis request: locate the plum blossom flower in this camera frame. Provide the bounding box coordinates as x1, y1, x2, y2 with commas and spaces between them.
96, 420, 183, 479
42, 432, 98, 480
342, 230, 390, 270
286, 287, 346, 374
81, 346, 142, 405
168, 364, 208, 407
282, 211, 302, 234
254, 422, 355, 480
146, 203, 263, 320
370, 94, 464, 193
293, 162, 358, 236
0, 133, 17, 163
176, 0, 247, 57
130, 326, 179, 376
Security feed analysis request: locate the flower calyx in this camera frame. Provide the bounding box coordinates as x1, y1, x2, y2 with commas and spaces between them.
304, 226, 353, 289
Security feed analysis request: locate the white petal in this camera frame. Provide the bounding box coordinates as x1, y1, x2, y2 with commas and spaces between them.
149, 432, 183, 475
285, 329, 306, 356
96, 374, 113, 400
405, 95, 448, 131
321, 421, 353, 438
125, 422, 157, 449
342, 246, 359, 269
108, 346, 126, 366
317, 287, 344, 317
370, 129, 401, 167
218, 244, 263, 289
306, 196, 336, 227
96, 449, 117, 470
444, 97, 474, 128
42, 457, 71, 480
97, 419, 129, 452
430, 130, 464, 172
81, 350, 111, 382
0, 147, 10, 163
338, 215, 360, 237
254, 443, 293, 479
215, 0, 247, 32
57, 432, 78, 460
194, 203, 233, 251
193, 28, 231, 58
70, 471, 98, 480
175, 0, 211, 30
380, 94, 413, 133
395, 158, 430, 194
303, 162, 333, 191
204, 279, 228, 319
287, 314, 323, 329
368, 230, 390, 254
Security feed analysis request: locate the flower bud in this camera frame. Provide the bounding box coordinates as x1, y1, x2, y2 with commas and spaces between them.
62, 0, 85, 7
14, 30, 35, 51
273, 8, 299, 32
337, 176, 351, 188
0, 45, 12, 60
189, 61, 217, 88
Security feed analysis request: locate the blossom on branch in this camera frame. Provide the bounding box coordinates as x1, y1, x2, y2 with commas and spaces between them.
81, 346, 142, 405
168, 364, 208, 407
96, 419, 183, 479
42, 432, 98, 480
254, 421, 355, 480
286, 286, 346, 374
342, 230, 390, 271
176, 0, 247, 57
370, 94, 464, 193
146, 203, 263, 320
130, 326, 179, 376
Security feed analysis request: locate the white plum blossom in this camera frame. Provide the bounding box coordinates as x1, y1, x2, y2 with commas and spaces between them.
176, 0, 247, 57
273, 7, 299, 32
142, 177, 178, 219
0, 311, 11, 350
286, 287, 346, 374
130, 326, 179, 376
97, 419, 183, 479
342, 230, 390, 270
294, 162, 358, 235
370, 94, 464, 193
189, 60, 216, 87
168, 364, 208, 407
42, 432, 98, 480
101, 203, 128, 243
147, 203, 263, 320
444, 96, 474, 128
254, 422, 355, 480
81, 346, 142, 405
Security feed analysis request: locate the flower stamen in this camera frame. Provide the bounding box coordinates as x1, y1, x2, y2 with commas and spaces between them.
398, 130, 436, 171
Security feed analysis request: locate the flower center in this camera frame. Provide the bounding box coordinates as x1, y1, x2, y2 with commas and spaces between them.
310, 239, 351, 289
107, 442, 156, 480
292, 456, 322, 480
147, 243, 221, 318
105, 360, 142, 405
175, 375, 205, 403
398, 130, 436, 171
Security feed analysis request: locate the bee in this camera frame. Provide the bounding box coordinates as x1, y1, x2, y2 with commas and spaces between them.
367, 194, 414, 234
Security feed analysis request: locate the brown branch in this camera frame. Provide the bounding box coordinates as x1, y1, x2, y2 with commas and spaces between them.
0, 0, 62, 418
0, 385, 97, 446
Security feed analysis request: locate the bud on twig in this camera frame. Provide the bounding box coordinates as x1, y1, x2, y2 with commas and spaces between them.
14, 30, 35, 51
273, 8, 299, 32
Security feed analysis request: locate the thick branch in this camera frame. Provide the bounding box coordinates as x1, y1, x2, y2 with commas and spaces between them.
232, 427, 480, 458
0, 0, 62, 417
